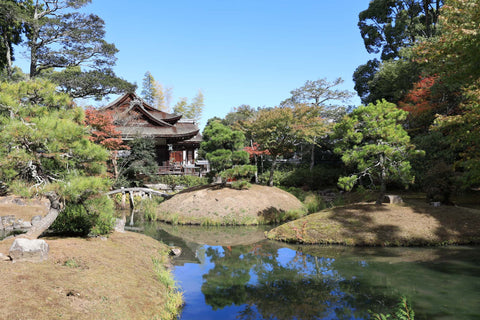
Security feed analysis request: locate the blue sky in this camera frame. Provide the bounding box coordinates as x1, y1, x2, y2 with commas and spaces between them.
15, 0, 374, 127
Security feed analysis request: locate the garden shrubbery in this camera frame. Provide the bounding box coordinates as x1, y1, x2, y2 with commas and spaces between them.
259, 164, 343, 190
51, 195, 115, 236
157, 175, 208, 191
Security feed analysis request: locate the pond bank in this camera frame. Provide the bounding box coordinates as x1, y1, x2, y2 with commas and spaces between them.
0, 232, 182, 319
267, 200, 480, 246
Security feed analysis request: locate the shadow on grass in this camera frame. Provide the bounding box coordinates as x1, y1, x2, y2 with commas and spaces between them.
329, 204, 404, 246
405, 198, 480, 245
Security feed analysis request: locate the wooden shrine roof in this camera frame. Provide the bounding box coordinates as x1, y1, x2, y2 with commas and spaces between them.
101, 92, 199, 142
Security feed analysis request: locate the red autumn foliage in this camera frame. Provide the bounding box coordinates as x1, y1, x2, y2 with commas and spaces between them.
84, 107, 129, 151
399, 75, 439, 116
244, 142, 270, 158
398, 75, 449, 132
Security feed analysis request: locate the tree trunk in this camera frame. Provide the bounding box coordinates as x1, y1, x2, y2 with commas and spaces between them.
260, 155, 264, 175
1, 36, 13, 78
268, 155, 278, 187
309, 141, 315, 172
376, 154, 387, 205
129, 191, 135, 226
251, 140, 258, 183
29, 7, 41, 78
22, 192, 61, 239
111, 151, 119, 179
254, 154, 258, 184
423, 0, 430, 37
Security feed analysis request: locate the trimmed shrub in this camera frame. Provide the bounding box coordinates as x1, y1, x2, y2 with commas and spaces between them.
157, 175, 208, 191
51, 195, 115, 236
258, 169, 291, 186
231, 180, 251, 190
51, 203, 91, 236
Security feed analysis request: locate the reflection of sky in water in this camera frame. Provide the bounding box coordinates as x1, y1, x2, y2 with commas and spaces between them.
171, 241, 480, 320
277, 247, 297, 267
175, 245, 255, 320
174, 245, 362, 320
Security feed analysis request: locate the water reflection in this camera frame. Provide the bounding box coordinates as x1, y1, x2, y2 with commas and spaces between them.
201, 244, 363, 320
141, 222, 480, 320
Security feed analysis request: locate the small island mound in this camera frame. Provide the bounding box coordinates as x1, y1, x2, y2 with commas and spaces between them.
266, 200, 480, 246
156, 184, 304, 225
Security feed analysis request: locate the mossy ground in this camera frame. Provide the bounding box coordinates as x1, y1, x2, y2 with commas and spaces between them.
267, 199, 480, 246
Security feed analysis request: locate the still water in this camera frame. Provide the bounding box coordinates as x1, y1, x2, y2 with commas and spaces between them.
138, 222, 480, 320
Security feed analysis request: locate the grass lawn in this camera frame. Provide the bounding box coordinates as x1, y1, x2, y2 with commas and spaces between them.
0, 232, 182, 320
266, 198, 480, 246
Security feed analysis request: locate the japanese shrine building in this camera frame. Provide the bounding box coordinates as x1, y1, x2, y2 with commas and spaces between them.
101, 92, 202, 173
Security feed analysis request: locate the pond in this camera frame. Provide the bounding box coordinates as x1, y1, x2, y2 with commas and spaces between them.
136, 222, 480, 320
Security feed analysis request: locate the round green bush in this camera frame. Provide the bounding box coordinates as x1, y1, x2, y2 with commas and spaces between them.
51, 196, 115, 236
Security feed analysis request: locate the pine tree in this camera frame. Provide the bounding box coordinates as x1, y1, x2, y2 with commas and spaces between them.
333, 100, 422, 204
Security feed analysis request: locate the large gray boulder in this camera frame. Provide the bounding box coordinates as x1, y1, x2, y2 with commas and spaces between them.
9, 238, 49, 263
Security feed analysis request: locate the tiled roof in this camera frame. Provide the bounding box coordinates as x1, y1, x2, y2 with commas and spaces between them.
102, 92, 182, 123
101, 92, 200, 142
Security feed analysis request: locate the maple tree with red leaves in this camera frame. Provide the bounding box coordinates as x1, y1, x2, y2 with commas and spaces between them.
84, 107, 126, 150
84, 107, 129, 178
244, 142, 270, 158
398, 75, 447, 134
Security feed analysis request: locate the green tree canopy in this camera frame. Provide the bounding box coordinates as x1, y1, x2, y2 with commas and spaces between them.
413, 0, 480, 187
200, 119, 251, 181
281, 78, 352, 170
414, 0, 480, 90
1, 0, 136, 98
0, 79, 109, 194
363, 54, 420, 105
354, 0, 444, 104
0, 79, 113, 235
333, 100, 421, 204
246, 106, 301, 186
48, 66, 135, 100
117, 137, 159, 187
173, 90, 205, 124
200, 120, 246, 158
358, 0, 443, 60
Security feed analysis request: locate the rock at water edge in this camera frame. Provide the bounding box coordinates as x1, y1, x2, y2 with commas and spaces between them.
114, 218, 125, 233
169, 246, 182, 256
9, 238, 49, 263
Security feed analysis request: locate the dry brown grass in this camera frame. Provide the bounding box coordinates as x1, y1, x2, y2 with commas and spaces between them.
267, 199, 480, 246
156, 184, 304, 225
0, 232, 180, 320
0, 196, 49, 221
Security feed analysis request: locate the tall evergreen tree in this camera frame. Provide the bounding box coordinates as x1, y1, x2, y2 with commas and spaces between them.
4, 0, 136, 98
0, 0, 24, 78
141, 71, 157, 105
333, 100, 422, 204
354, 0, 444, 104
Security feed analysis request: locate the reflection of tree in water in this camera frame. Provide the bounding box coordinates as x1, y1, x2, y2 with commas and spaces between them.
201, 243, 369, 320
202, 245, 255, 309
